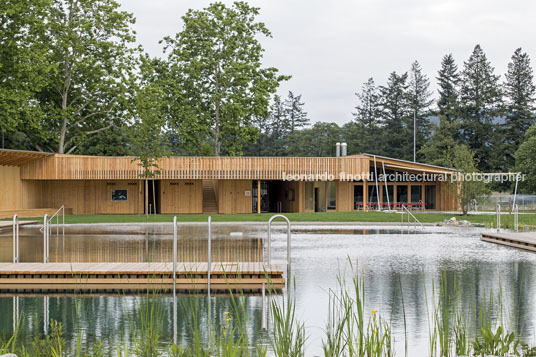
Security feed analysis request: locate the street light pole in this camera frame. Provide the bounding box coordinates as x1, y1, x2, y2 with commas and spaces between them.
413, 110, 416, 162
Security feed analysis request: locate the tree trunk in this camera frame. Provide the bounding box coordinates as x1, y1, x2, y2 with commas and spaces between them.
145, 179, 148, 218
152, 180, 156, 215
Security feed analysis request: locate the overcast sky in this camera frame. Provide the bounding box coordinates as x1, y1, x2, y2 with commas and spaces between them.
120, 0, 536, 125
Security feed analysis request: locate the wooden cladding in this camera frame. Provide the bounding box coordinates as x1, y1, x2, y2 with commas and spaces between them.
20, 155, 371, 180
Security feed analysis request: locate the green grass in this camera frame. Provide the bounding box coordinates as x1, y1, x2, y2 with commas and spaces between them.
4, 211, 536, 227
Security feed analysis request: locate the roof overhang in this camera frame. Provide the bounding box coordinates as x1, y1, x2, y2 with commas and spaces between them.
0, 149, 53, 166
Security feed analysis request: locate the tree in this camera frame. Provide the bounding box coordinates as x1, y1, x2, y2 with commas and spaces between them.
379, 71, 411, 160
162, 1, 287, 156
419, 118, 461, 167
28, 0, 138, 154
284, 91, 309, 132
285, 122, 342, 157
130, 57, 170, 216
450, 145, 489, 215
459, 45, 502, 172
408, 61, 434, 160
436, 54, 461, 123
503, 48, 536, 168
0, 0, 51, 148
351, 78, 383, 154
515, 124, 536, 194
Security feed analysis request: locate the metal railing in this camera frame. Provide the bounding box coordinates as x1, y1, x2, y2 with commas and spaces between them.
401, 205, 424, 230
267, 214, 292, 267
514, 204, 519, 232
12, 214, 19, 263
496, 203, 501, 232
43, 214, 49, 263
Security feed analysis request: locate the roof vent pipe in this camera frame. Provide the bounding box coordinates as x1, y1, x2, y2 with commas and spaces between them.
341, 142, 347, 157
336, 142, 341, 157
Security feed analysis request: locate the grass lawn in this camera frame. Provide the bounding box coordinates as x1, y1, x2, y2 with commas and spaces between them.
5, 211, 536, 228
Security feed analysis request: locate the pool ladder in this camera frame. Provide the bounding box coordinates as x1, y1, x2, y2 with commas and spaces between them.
401, 205, 424, 230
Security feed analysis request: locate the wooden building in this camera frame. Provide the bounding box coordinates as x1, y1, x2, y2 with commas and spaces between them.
0, 149, 458, 216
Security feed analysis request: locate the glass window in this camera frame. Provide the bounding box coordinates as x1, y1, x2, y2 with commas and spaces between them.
368, 185, 379, 203
327, 182, 336, 210
411, 186, 422, 203
111, 189, 127, 201
305, 182, 314, 211
354, 185, 363, 210
397, 186, 408, 204
425, 185, 436, 209
383, 185, 394, 206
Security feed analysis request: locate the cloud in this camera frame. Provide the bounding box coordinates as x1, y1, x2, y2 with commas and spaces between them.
121, 0, 536, 125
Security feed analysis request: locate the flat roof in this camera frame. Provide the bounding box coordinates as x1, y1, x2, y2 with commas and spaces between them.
0, 149, 53, 166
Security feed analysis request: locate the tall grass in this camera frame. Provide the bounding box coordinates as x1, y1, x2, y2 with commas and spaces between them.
2, 265, 536, 356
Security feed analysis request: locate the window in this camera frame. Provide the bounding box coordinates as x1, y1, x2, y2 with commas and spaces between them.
111, 189, 128, 202
397, 186, 408, 203
327, 182, 336, 210
411, 186, 422, 203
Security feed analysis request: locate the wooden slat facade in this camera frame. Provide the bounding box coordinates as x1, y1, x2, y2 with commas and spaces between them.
0, 150, 459, 214
20, 154, 373, 180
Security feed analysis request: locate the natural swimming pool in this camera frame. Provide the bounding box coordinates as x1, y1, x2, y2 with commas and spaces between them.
1, 223, 535, 355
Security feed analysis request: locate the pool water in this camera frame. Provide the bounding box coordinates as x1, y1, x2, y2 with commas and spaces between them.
1, 223, 535, 355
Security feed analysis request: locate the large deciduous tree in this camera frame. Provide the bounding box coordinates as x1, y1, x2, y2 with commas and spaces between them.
162, 1, 286, 156
0, 0, 51, 148
41, 0, 138, 154
515, 124, 536, 194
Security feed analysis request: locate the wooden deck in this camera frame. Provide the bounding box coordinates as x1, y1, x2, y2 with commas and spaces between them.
481, 232, 536, 253
0, 262, 284, 293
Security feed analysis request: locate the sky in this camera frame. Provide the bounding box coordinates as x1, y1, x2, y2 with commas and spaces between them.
120, 0, 536, 125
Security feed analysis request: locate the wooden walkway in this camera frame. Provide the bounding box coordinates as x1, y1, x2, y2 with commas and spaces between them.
0, 262, 285, 293
481, 232, 536, 253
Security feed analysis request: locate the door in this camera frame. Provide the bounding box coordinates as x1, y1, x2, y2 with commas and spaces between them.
314, 187, 320, 212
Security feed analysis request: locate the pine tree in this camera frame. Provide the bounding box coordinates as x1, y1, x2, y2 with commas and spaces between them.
284, 91, 309, 132
436, 54, 461, 123
408, 61, 434, 160
351, 77, 383, 154
459, 44, 502, 172
503, 48, 536, 168
379, 71, 411, 160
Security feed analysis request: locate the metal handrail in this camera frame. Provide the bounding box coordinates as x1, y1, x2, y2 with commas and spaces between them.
267, 214, 292, 266
39, 205, 65, 236
172, 216, 177, 345
12, 214, 19, 263
401, 205, 424, 229
514, 204, 519, 232
43, 214, 49, 263
496, 203, 501, 232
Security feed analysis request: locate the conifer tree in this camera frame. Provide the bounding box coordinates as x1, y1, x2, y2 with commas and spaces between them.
351, 78, 382, 154
459, 44, 502, 172
408, 61, 434, 160
379, 72, 411, 160
284, 91, 309, 132
503, 48, 536, 168
436, 54, 461, 123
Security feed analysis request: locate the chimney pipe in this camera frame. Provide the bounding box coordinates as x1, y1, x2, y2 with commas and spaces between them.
336, 142, 341, 157
341, 142, 347, 157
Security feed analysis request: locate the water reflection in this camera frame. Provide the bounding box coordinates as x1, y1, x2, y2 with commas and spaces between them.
0, 224, 535, 355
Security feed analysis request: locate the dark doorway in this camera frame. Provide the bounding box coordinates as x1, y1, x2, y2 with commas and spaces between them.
354, 185, 364, 210
425, 185, 436, 209
314, 187, 321, 212
146, 180, 161, 214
